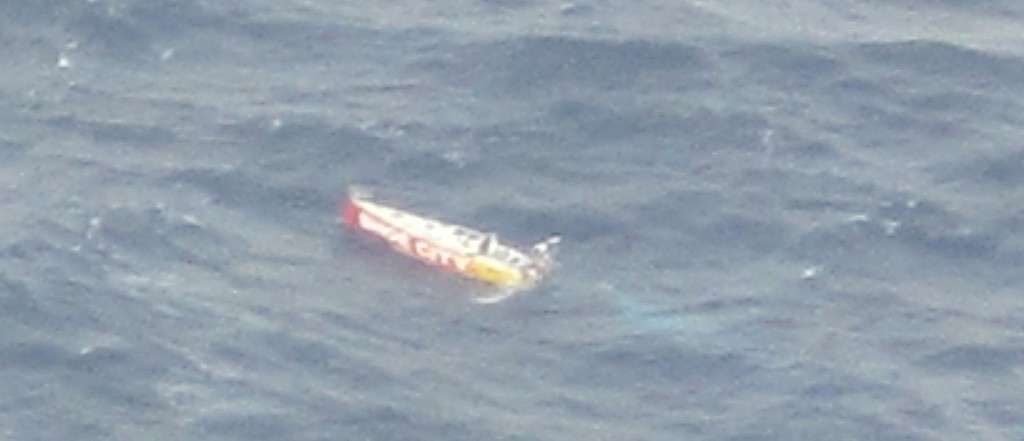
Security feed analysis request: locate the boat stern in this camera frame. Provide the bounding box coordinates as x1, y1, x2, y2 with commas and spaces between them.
341, 196, 361, 227
342, 186, 372, 228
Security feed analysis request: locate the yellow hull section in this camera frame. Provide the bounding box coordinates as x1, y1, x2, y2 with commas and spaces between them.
466, 257, 524, 286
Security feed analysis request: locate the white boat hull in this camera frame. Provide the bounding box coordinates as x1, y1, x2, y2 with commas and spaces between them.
341, 190, 555, 288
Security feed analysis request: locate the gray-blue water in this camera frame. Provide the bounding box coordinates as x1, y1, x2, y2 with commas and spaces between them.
2, 1, 1023, 439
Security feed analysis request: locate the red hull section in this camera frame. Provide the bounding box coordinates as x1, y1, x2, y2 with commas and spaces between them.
341, 197, 359, 228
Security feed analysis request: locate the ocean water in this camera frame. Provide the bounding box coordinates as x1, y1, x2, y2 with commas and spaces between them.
2, 0, 1024, 439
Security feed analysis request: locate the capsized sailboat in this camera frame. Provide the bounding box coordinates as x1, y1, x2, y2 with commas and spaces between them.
341, 187, 560, 289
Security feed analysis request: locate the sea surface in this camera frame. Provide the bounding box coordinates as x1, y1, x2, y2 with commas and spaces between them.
2, 1, 1023, 440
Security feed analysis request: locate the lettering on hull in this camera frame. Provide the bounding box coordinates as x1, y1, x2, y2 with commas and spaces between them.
357, 209, 470, 272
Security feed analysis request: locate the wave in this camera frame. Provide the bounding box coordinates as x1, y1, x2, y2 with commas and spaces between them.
919, 343, 1024, 376
852, 40, 1024, 92
442, 35, 709, 93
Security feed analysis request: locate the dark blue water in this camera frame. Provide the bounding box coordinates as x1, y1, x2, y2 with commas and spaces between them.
2, 1, 1023, 439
